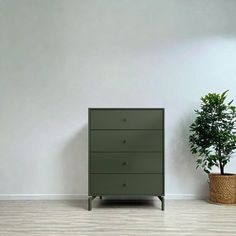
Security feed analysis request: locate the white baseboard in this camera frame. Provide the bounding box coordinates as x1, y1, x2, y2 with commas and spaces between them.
166, 194, 207, 200
0, 194, 87, 200
0, 194, 206, 200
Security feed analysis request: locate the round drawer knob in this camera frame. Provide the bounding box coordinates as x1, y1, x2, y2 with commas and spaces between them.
122, 118, 127, 122
122, 162, 127, 166
122, 183, 127, 187
122, 140, 127, 144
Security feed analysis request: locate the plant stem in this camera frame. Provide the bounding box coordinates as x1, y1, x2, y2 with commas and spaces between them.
219, 161, 224, 175
218, 143, 224, 175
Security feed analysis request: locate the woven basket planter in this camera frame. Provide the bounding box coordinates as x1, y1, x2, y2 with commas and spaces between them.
209, 173, 236, 204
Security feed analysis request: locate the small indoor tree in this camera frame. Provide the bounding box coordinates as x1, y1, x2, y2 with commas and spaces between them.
189, 90, 236, 175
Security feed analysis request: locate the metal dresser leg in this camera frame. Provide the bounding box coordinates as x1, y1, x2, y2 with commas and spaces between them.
88, 196, 92, 211
161, 197, 165, 211
158, 196, 165, 211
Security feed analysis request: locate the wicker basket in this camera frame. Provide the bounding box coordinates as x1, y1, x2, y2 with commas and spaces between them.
209, 173, 236, 204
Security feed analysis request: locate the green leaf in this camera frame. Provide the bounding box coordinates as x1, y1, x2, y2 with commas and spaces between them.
196, 159, 202, 164
228, 100, 234, 106
221, 90, 229, 99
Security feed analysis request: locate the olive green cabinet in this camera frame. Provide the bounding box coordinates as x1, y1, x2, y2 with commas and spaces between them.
88, 108, 165, 210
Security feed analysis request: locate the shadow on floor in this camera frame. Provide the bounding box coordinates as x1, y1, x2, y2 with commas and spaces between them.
97, 199, 158, 209
63, 198, 162, 210
66, 197, 163, 210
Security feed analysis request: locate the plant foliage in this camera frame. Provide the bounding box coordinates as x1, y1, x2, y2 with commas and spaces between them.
189, 90, 236, 175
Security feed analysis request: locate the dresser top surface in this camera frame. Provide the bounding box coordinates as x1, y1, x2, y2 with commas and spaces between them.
89, 108, 165, 110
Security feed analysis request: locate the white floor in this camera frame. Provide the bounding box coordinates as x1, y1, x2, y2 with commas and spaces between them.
0, 199, 235, 236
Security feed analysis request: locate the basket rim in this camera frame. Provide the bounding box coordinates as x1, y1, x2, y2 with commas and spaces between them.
209, 173, 236, 177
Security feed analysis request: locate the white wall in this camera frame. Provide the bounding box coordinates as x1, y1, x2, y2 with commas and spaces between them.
1, 0, 236, 199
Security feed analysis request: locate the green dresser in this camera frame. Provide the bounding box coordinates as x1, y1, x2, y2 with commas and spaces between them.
88, 108, 165, 210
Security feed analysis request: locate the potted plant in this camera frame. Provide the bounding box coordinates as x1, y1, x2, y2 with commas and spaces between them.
189, 90, 236, 204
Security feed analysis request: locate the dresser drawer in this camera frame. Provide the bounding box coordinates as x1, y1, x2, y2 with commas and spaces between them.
90, 109, 164, 130
90, 130, 163, 152
90, 174, 163, 195
90, 153, 163, 173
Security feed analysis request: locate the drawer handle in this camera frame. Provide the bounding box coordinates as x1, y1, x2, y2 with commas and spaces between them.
122, 118, 127, 122
122, 140, 127, 144
122, 183, 127, 187
122, 162, 128, 166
